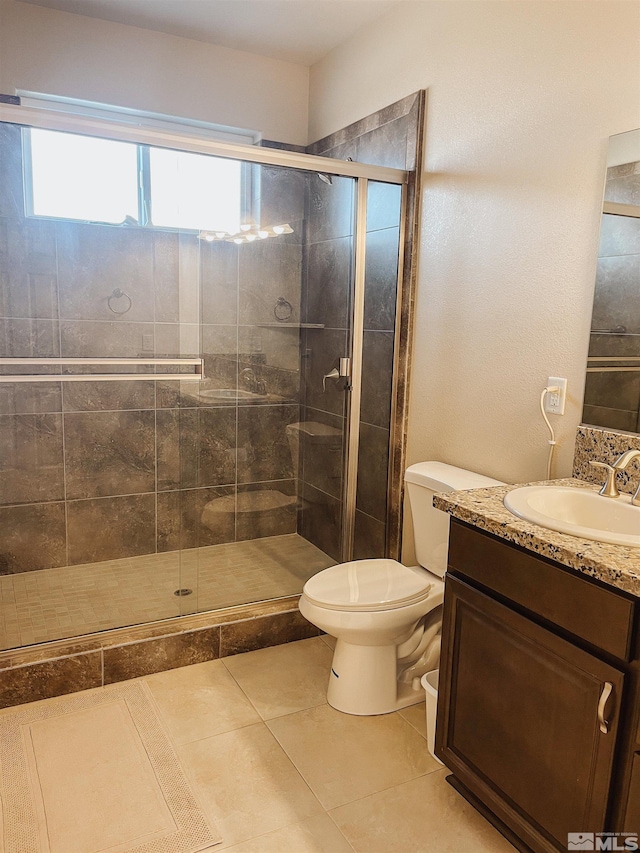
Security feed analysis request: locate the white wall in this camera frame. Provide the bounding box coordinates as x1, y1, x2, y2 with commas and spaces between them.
0, 0, 309, 144
309, 1, 640, 557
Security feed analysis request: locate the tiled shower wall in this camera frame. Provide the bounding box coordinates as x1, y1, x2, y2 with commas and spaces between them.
0, 122, 306, 573
584, 161, 640, 432
297, 175, 353, 562
302, 92, 421, 560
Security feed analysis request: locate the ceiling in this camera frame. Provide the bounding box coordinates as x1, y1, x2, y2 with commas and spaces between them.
16, 0, 399, 66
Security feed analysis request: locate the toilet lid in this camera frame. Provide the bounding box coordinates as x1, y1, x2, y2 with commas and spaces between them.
303, 559, 433, 612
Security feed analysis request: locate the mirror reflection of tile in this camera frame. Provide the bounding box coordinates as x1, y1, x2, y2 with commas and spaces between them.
585, 143, 640, 434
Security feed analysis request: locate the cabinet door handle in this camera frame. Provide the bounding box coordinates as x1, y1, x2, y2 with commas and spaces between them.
598, 681, 613, 734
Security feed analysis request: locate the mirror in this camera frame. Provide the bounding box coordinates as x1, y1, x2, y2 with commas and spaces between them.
583, 128, 640, 433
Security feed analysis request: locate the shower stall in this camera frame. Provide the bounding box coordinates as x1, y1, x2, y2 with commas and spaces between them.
0, 104, 408, 653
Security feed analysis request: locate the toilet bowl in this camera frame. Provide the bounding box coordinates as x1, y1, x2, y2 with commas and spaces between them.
299, 461, 504, 716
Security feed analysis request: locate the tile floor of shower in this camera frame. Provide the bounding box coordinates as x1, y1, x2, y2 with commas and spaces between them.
0, 634, 516, 852
0, 534, 334, 650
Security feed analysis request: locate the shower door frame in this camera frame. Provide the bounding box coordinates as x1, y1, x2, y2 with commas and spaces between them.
0, 102, 409, 565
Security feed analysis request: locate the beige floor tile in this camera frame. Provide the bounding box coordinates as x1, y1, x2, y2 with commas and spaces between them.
0, 681, 221, 853
145, 660, 261, 744
223, 814, 353, 853
330, 769, 516, 853
398, 701, 427, 739
177, 723, 324, 848
223, 637, 333, 720
267, 704, 440, 810
319, 634, 336, 650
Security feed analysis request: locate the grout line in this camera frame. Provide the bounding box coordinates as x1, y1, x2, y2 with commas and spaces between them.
396, 705, 428, 740
324, 810, 358, 853
53, 230, 72, 569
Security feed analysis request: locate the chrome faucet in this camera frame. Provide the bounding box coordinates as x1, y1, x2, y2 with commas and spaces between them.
241, 367, 266, 395
589, 450, 640, 506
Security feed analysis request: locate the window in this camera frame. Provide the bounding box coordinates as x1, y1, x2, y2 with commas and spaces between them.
25, 127, 243, 234
29, 130, 139, 224
148, 147, 241, 233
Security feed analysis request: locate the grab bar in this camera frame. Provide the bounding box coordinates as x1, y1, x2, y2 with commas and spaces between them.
0, 357, 204, 382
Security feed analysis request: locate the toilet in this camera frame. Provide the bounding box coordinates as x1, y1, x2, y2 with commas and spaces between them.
299, 461, 504, 715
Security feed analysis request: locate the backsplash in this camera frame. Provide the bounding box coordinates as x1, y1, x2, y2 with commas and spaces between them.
573, 425, 640, 493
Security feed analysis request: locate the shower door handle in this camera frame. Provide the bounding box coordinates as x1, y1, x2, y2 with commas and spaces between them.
323, 357, 351, 391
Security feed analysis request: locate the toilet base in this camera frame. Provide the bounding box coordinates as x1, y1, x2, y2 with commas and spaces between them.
327, 639, 425, 715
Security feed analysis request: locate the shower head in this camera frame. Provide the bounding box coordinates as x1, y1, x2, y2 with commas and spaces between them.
317, 173, 333, 186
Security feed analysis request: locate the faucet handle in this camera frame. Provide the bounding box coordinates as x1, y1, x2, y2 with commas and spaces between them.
322, 367, 340, 392
612, 449, 640, 471
589, 460, 620, 498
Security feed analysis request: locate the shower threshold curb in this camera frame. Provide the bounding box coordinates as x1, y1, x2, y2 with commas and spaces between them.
0, 595, 321, 709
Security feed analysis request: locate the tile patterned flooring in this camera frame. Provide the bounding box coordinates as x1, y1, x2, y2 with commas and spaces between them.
0, 636, 516, 852
0, 534, 334, 650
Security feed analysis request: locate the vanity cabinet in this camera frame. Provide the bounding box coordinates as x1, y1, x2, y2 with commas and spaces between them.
436, 520, 640, 853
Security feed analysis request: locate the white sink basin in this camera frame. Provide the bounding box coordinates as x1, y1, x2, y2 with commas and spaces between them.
504, 485, 640, 548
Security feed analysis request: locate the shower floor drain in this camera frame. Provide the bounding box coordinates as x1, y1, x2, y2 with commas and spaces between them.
173, 588, 193, 597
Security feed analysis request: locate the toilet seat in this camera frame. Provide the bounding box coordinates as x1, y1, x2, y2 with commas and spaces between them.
303, 559, 434, 612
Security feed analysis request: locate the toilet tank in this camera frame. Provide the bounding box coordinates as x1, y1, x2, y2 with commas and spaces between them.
404, 462, 504, 578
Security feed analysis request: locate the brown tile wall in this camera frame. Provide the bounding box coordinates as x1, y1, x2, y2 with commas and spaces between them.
0, 124, 306, 575
583, 161, 640, 432
302, 92, 425, 561
0, 598, 319, 708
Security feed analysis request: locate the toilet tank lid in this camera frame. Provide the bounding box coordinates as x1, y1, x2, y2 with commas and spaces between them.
404, 461, 504, 492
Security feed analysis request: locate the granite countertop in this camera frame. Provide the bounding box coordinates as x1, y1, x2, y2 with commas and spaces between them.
433, 477, 640, 598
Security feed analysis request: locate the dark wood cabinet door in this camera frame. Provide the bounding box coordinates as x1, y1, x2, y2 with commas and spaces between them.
437, 575, 625, 853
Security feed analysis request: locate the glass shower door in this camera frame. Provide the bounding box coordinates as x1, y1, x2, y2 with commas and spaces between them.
0, 119, 203, 647
298, 171, 357, 566
154, 161, 358, 616
0, 106, 407, 652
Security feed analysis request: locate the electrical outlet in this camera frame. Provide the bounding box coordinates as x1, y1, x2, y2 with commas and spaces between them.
545, 376, 567, 415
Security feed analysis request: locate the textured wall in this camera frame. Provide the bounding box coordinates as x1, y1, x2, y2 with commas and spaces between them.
0, 0, 309, 144
307, 1, 640, 561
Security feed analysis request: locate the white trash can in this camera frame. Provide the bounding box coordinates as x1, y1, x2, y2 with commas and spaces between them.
421, 669, 443, 765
